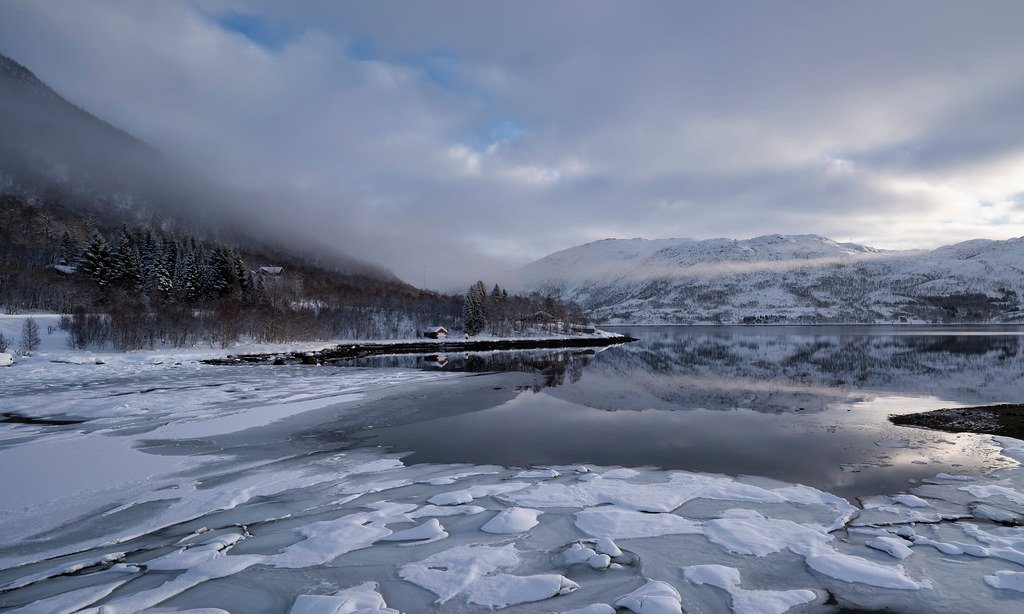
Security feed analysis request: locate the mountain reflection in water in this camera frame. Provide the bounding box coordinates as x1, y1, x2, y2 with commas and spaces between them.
356, 326, 1024, 499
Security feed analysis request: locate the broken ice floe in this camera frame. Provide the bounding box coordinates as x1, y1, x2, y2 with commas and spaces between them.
479, 507, 542, 534
513, 468, 560, 479
397, 544, 578, 607
614, 580, 682, 614
560, 543, 613, 570
684, 564, 818, 614
1, 447, 995, 612
427, 482, 529, 506
984, 570, 1024, 593
380, 518, 448, 543
866, 536, 914, 559
289, 581, 398, 614
4, 391, 1024, 612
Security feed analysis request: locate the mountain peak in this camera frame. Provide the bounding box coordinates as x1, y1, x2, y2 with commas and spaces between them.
508, 234, 1024, 324
0, 53, 41, 86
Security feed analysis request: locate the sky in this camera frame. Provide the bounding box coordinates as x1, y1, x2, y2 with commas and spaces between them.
2, 1, 1024, 289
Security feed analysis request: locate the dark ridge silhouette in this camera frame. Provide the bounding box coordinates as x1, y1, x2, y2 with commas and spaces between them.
0, 52, 395, 281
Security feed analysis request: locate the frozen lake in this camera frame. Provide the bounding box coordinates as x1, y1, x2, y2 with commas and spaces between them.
2, 323, 1024, 613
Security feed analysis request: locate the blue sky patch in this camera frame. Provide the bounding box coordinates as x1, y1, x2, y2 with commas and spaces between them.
213, 11, 297, 51
487, 119, 525, 143
347, 39, 376, 61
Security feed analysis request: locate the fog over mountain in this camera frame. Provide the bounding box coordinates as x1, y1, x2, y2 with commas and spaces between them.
0, 52, 396, 280
2, 1, 1024, 288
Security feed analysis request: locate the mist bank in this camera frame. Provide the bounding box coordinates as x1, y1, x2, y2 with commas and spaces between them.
0, 53, 404, 281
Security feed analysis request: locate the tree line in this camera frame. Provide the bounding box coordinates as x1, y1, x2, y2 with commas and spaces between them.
0, 196, 584, 351
463, 280, 584, 337
67, 225, 269, 307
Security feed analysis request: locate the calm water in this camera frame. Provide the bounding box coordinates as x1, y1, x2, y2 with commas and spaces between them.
357, 326, 1024, 499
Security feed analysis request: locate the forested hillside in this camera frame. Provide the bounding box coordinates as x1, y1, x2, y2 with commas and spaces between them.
0, 53, 583, 349
0, 52, 456, 347
0, 196, 465, 348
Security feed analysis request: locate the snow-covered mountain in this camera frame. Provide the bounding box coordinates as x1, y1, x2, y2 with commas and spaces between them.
508, 234, 1024, 323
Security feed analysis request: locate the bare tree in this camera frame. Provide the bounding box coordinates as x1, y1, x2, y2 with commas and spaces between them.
0, 332, 8, 353
20, 317, 41, 355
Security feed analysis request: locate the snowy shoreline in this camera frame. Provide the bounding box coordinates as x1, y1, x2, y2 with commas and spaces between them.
604, 322, 1024, 329
202, 332, 636, 365
892, 404, 1024, 440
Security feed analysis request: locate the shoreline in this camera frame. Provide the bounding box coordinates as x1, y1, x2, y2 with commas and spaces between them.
604, 322, 1024, 328
202, 333, 637, 365
891, 404, 1024, 439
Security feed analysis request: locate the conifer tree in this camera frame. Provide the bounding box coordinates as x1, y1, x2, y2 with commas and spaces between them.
111, 225, 140, 288
237, 261, 255, 303
173, 240, 192, 301
128, 245, 143, 291
180, 251, 204, 303
489, 283, 508, 334
138, 229, 159, 298
254, 274, 269, 305
58, 231, 76, 265
78, 231, 113, 290
463, 280, 488, 336
208, 246, 238, 299
162, 235, 179, 281
20, 317, 41, 355
153, 260, 174, 303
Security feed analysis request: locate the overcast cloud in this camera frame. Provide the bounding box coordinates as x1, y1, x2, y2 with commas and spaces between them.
2, 1, 1024, 288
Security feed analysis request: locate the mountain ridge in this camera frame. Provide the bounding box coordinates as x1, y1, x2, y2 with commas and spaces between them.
508, 233, 1024, 324
0, 51, 399, 282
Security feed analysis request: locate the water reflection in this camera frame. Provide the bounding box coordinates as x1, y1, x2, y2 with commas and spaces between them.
353, 326, 1024, 413
348, 348, 594, 391
357, 326, 1024, 498
582, 326, 1023, 413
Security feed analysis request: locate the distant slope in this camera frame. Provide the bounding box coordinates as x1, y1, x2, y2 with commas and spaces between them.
0, 53, 193, 217
0, 52, 396, 282
508, 234, 1024, 323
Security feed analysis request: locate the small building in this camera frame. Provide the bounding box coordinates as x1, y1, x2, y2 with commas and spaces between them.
258, 266, 283, 276
530, 310, 555, 323
423, 326, 448, 339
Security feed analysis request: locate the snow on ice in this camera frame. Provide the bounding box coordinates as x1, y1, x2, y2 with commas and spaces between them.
289, 581, 398, 614
614, 580, 682, 614
3, 344, 1024, 612
684, 565, 817, 614
479, 507, 542, 534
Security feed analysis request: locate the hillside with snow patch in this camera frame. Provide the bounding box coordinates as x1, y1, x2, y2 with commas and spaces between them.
508, 234, 1024, 324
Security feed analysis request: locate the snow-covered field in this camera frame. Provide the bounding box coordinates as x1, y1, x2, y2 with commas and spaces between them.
2, 319, 1024, 612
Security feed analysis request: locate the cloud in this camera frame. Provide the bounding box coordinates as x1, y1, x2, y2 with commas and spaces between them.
2, 1, 1024, 288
